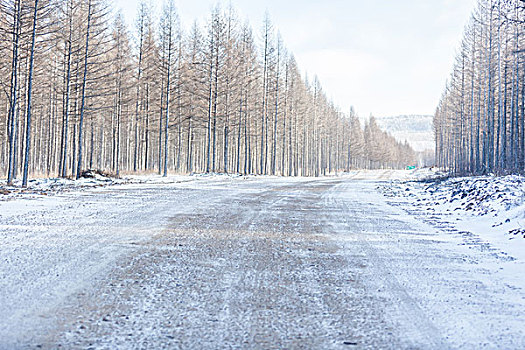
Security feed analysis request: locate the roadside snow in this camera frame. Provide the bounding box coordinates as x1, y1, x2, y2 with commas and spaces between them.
381, 171, 525, 281
0, 172, 248, 202
0, 173, 124, 201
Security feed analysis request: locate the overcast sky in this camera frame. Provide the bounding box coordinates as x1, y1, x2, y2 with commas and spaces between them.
113, 0, 477, 118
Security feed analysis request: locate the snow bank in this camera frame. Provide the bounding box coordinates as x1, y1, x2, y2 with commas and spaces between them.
0, 172, 254, 202
381, 171, 525, 261
0, 171, 125, 201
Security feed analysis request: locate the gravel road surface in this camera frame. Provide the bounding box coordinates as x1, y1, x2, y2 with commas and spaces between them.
1, 172, 524, 349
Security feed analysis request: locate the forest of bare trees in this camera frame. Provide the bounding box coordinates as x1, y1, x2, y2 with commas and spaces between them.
435, 0, 525, 175
0, 0, 415, 184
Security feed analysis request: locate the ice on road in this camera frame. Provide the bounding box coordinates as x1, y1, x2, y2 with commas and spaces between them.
0, 172, 524, 349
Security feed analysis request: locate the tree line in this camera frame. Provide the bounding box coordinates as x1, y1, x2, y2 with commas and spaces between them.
0, 0, 415, 185
435, 0, 525, 175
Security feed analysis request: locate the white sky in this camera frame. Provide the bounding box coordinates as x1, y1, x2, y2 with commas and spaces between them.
113, 0, 477, 118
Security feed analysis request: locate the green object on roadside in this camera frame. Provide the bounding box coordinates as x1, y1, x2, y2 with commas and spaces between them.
406, 166, 416, 170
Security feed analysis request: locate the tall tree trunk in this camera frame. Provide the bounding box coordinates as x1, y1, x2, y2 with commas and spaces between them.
76, 0, 92, 179
22, 0, 39, 187
163, 36, 173, 177
7, 0, 21, 185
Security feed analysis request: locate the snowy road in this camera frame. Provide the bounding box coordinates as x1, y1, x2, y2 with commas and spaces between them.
1, 172, 524, 349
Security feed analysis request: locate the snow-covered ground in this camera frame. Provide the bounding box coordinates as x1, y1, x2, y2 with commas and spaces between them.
0, 170, 524, 349
382, 169, 525, 263
0, 171, 202, 202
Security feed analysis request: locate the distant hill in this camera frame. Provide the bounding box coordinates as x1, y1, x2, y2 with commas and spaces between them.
375, 115, 434, 152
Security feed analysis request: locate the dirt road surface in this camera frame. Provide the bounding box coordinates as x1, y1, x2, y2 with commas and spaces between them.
1, 171, 524, 349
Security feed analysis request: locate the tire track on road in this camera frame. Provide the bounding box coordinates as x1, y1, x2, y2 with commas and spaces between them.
324, 181, 449, 349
